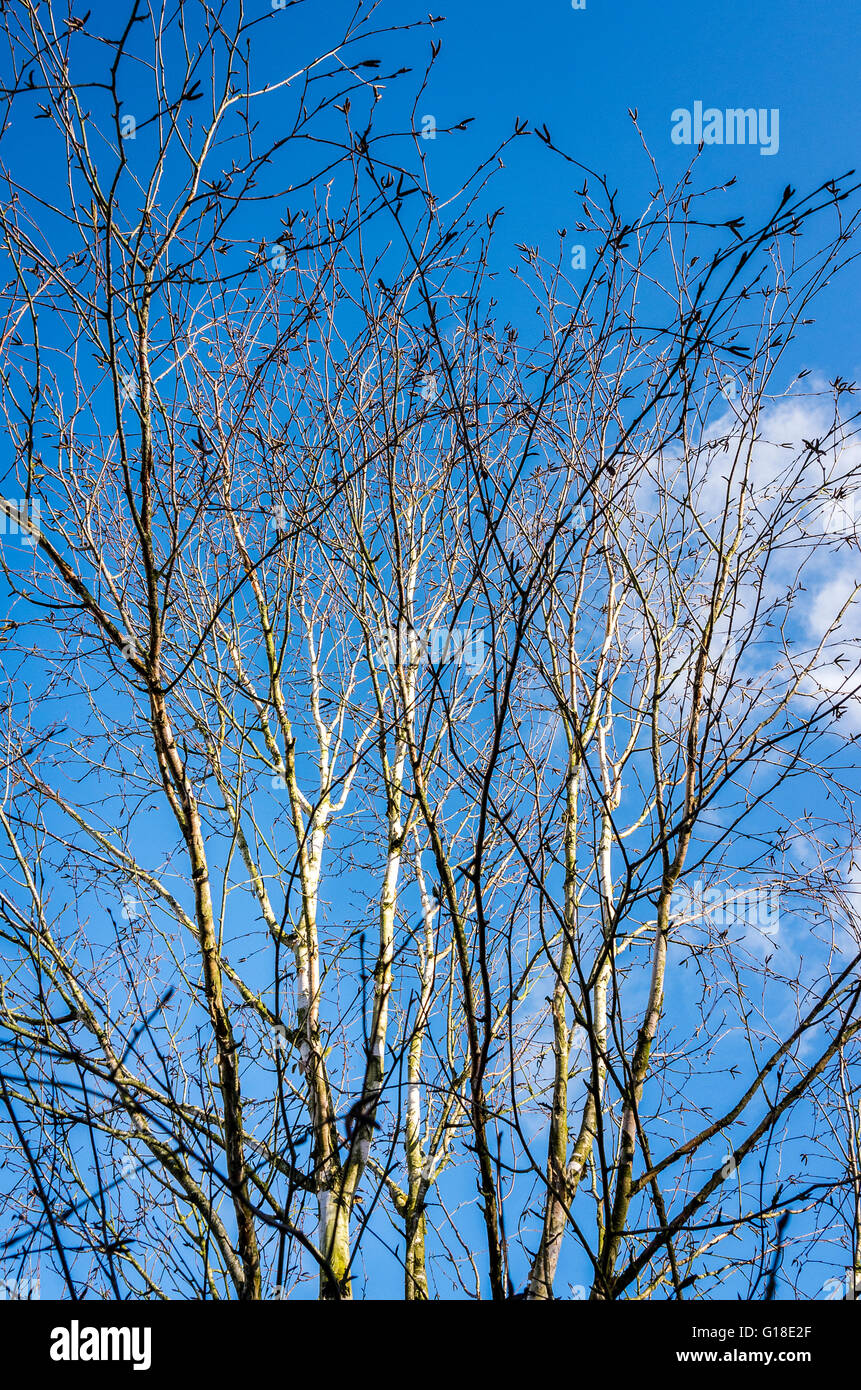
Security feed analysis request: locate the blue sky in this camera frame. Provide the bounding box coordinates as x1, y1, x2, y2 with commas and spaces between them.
1, 0, 860, 1303
391, 0, 861, 380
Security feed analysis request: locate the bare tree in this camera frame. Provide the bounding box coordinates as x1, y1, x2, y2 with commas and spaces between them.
1, 2, 861, 1303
